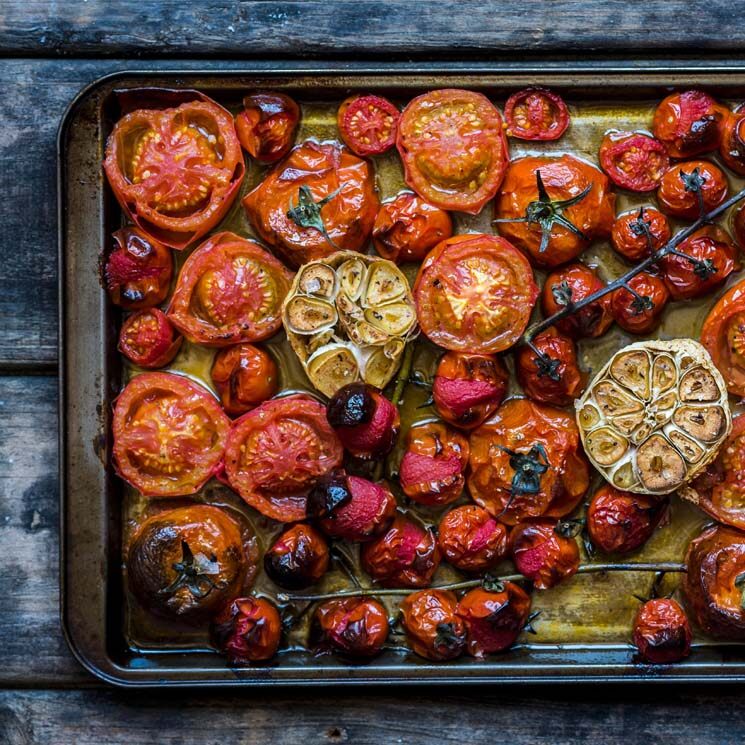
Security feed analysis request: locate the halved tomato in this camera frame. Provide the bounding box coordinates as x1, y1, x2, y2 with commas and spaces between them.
118, 308, 182, 368
337, 94, 399, 156
720, 106, 745, 176
598, 131, 669, 192
504, 88, 569, 141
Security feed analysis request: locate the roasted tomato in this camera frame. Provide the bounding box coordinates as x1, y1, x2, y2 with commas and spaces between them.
657, 161, 728, 220
456, 584, 531, 657
118, 308, 182, 368
468, 398, 590, 525
504, 87, 569, 141
633, 598, 692, 664
736, 202, 745, 249
312, 597, 389, 658
413, 234, 538, 354
243, 140, 378, 268
337, 94, 399, 156
263, 523, 329, 589
234, 92, 299, 163
437, 505, 508, 573
103, 92, 244, 250
432, 352, 509, 430
396, 89, 509, 214
399, 421, 470, 506
211, 596, 282, 663
361, 515, 440, 588
400, 589, 467, 661
598, 131, 669, 192
720, 106, 745, 176
104, 227, 173, 309
509, 519, 580, 590
610, 272, 670, 335
224, 395, 343, 522
541, 263, 613, 339
127, 505, 250, 620
113, 372, 230, 497
167, 232, 293, 347
372, 193, 453, 264
610, 206, 671, 263
515, 327, 584, 407
652, 90, 727, 159
660, 225, 739, 300
211, 343, 278, 417
494, 154, 615, 269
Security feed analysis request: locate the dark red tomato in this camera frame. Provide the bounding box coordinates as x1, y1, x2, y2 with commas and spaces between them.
312, 597, 389, 658
610, 272, 670, 335
118, 308, 182, 369
337, 94, 399, 156
633, 598, 692, 664
211, 596, 282, 663
372, 193, 453, 264
437, 505, 508, 573
504, 87, 569, 141
211, 344, 278, 418
223, 395, 343, 522
432, 352, 509, 430
515, 327, 584, 407
361, 515, 440, 588
103, 92, 245, 250
400, 589, 467, 661
720, 106, 745, 176
598, 131, 669, 192
399, 422, 470, 507
234, 92, 299, 164
657, 160, 728, 220
104, 227, 173, 309
456, 584, 532, 657
396, 89, 509, 214
113, 372, 230, 497
509, 519, 580, 590
610, 206, 671, 263
263, 523, 329, 589
542, 263, 613, 339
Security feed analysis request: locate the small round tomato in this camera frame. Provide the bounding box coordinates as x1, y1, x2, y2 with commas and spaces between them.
657, 161, 728, 219
653, 90, 727, 159
413, 234, 538, 354
361, 515, 440, 588
211, 596, 282, 663
504, 87, 569, 141
312, 597, 389, 658
599, 131, 669, 192
263, 523, 329, 589
610, 272, 670, 335
234, 92, 299, 163
211, 344, 278, 417
396, 89, 509, 214
337, 94, 399, 156
720, 106, 745, 176
610, 206, 671, 263
104, 227, 173, 309
372, 193, 453, 264
437, 505, 508, 573
541, 263, 613, 339
224, 395, 343, 522
399, 422, 470, 506
118, 308, 182, 369
400, 589, 467, 661
515, 327, 584, 407
633, 598, 692, 664
113, 372, 230, 497
509, 519, 580, 590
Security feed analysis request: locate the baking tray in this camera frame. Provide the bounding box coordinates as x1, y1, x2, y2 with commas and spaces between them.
59, 63, 745, 686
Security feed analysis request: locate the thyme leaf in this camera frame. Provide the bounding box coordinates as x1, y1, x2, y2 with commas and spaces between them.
287, 184, 343, 248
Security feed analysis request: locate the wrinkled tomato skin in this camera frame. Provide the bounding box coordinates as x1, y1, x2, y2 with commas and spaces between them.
657, 160, 728, 220
633, 598, 692, 664
509, 519, 580, 590
234, 92, 299, 164
118, 308, 182, 368
263, 523, 330, 590
211, 344, 278, 417
437, 505, 508, 573
598, 131, 669, 192
720, 107, 745, 176
610, 272, 670, 335
211, 596, 282, 663
337, 94, 399, 157
504, 87, 569, 141
610, 207, 671, 263
312, 597, 389, 658
372, 193, 453, 264
400, 590, 467, 661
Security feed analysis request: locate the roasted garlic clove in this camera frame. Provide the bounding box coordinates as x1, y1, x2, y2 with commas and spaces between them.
284, 295, 338, 335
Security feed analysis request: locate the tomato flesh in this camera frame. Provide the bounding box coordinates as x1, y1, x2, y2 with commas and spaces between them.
235, 92, 299, 163
598, 131, 669, 192
504, 88, 569, 141
338, 94, 399, 156
118, 308, 182, 368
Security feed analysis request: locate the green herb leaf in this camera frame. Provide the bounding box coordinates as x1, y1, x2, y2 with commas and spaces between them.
287, 184, 342, 248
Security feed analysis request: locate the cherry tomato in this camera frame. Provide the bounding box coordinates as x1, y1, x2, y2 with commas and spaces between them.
400, 589, 467, 661
720, 106, 745, 176
224, 395, 343, 522
610, 206, 671, 263
657, 160, 728, 220
113, 372, 230, 497
263, 523, 329, 589
211, 344, 278, 417
509, 519, 580, 590
399, 421, 470, 507
312, 597, 389, 658
103, 91, 245, 250
413, 234, 538, 354
211, 596, 282, 663
598, 131, 669, 192
504, 87, 569, 141
234, 92, 299, 163
396, 88, 509, 214
633, 598, 692, 664
610, 272, 670, 335
104, 227, 173, 309
118, 308, 182, 369
437, 505, 508, 573
337, 94, 399, 156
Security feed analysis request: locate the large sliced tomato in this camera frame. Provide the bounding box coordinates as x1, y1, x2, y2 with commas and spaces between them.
224, 395, 343, 522
413, 234, 538, 354
167, 231, 293, 347
113, 372, 230, 497
396, 89, 509, 214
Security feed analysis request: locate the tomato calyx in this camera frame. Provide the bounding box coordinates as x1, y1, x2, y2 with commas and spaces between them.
619, 280, 656, 316
679, 166, 708, 218
286, 184, 343, 249
526, 339, 562, 382
496, 442, 551, 500
554, 518, 584, 539
163, 540, 220, 599
667, 246, 718, 280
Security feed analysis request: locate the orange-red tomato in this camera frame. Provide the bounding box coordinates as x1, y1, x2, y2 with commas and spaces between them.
657, 160, 728, 220
504, 88, 569, 141
509, 519, 580, 590
633, 598, 692, 664
312, 597, 389, 658
720, 105, 745, 176
337, 94, 399, 156
598, 131, 669, 192
211, 344, 278, 417
736, 203, 745, 249
212, 596, 282, 663
437, 505, 508, 573
610, 206, 671, 263
610, 272, 670, 335
118, 308, 182, 369
234, 92, 299, 163
400, 589, 467, 661
263, 523, 329, 589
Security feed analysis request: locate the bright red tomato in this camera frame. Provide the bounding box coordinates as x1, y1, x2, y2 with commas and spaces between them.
234, 92, 299, 163
657, 160, 728, 220
210, 344, 278, 417
312, 597, 389, 658
610, 272, 670, 335
510, 519, 580, 590
633, 598, 692, 664
400, 589, 466, 661
437, 505, 508, 573
337, 94, 399, 156
610, 206, 671, 263
118, 308, 182, 368
504, 87, 569, 141
212, 597, 282, 663
598, 131, 669, 192
720, 105, 745, 176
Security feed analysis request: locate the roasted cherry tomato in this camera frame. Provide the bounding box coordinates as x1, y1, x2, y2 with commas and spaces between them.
610, 206, 671, 263
653, 90, 727, 159
515, 327, 584, 407
224, 394, 344, 522
399, 421, 470, 507
104, 227, 173, 309
413, 234, 538, 354
657, 160, 728, 220
113, 372, 230, 497
234, 92, 299, 164
610, 272, 670, 335
396, 89, 509, 214
400, 589, 467, 661
337, 94, 399, 156
468, 398, 590, 525
720, 106, 745, 176
118, 308, 182, 369
211, 344, 278, 417
312, 597, 389, 658
437, 505, 508, 573
509, 519, 580, 590
361, 515, 440, 588
633, 598, 692, 664
103, 91, 245, 250
211, 596, 282, 663
494, 154, 615, 269
264, 523, 329, 589
598, 131, 669, 192
736, 202, 745, 249
504, 87, 569, 141
243, 140, 378, 268
372, 193, 453, 264
432, 352, 509, 430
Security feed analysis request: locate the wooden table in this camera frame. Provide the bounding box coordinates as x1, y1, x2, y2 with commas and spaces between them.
3, 2, 745, 742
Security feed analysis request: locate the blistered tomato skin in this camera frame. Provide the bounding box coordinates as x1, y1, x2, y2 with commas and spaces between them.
504, 88, 569, 141
633, 599, 692, 664
720, 107, 745, 176
211, 344, 278, 418
312, 597, 390, 658
211, 596, 282, 663
400, 590, 467, 661
437, 505, 508, 573
234, 92, 300, 163
598, 131, 669, 192
118, 308, 182, 368
610, 272, 670, 335
264, 523, 330, 590
611, 207, 671, 263
337, 94, 400, 157
657, 160, 728, 220
509, 520, 580, 590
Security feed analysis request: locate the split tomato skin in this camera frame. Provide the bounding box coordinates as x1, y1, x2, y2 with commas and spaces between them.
657, 160, 728, 220
720, 106, 745, 176
211, 344, 278, 417
509, 519, 580, 590
633, 598, 692, 664
118, 308, 182, 368
235, 92, 299, 163
610, 207, 671, 263
504, 87, 569, 141
337, 94, 399, 156
264, 523, 330, 590
212, 596, 282, 663
610, 272, 670, 335
400, 589, 467, 661
312, 597, 389, 658
437, 505, 508, 573
598, 131, 669, 192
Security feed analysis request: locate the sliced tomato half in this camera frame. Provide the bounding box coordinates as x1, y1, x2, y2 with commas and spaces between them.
504, 87, 569, 141
337, 94, 399, 156
598, 131, 669, 192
